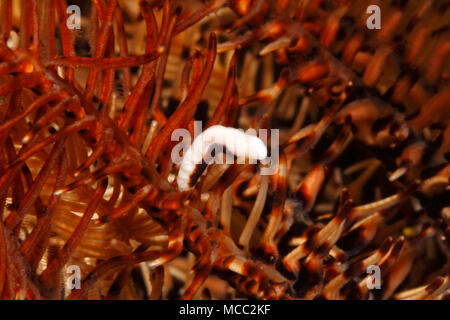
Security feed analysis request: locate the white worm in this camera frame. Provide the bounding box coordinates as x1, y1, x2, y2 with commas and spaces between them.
177, 125, 267, 191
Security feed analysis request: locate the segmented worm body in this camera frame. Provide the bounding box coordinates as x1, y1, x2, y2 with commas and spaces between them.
177, 125, 267, 191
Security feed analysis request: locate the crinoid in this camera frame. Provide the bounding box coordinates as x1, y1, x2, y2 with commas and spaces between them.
0, 0, 449, 300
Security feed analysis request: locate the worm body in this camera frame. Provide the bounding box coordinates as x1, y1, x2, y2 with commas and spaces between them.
177, 125, 267, 191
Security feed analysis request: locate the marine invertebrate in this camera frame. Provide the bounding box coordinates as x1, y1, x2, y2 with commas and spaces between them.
0, 0, 448, 300
176, 125, 268, 191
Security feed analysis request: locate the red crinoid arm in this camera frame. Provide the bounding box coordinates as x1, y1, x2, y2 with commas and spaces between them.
408, 88, 450, 133
2, 221, 43, 299
20, 152, 68, 273
39, 178, 108, 288
292, 163, 326, 216
84, 0, 118, 101
74, 128, 114, 176
320, 115, 352, 165
114, 4, 131, 98
257, 151, 287, 260
178, 55, 195, 102
17, 152, 46, 225
7, 116, 96, 168
140, 1, 159, 53
0, 72, 43, 97
426, 39, 450, 85
118, 1, 160, 132
205, 164, 250, 223
149, 266, 164, 299
108, 185, 154, 221
143, 3, 180, 130
229, 0, 267, 31
0, 60, 24, 76
3, 137, 25, 218
148, 5, 180, 126
19, 0, 39, 57
239, 174, 270, 249
174, 0, 228, 35
0, 202, 7, 297
40, 0, 56, 61
0, 0, 12, 43
189, 50, 204, 92
175, 50, 203, 123
0, 89, 62, 135
284, 99, 341, 158
0, 167, 23, 223
98, 1, 116, 110
130, 82, 153, 147
46, 51, 164, 70
33, 96, 75, 130
54, 0, 76, 82
56, 161, 129, 196
181, 225, 213, 299
222, 89, 239, 127
146, 32, 217, 163
5, 139, 66, 231
206, 52, 238, 128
